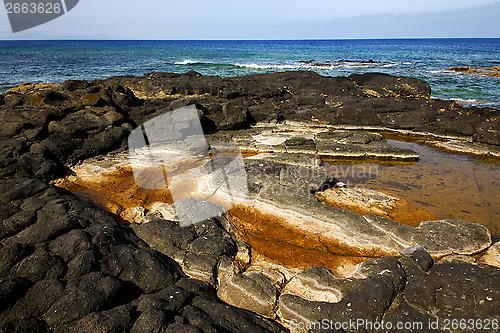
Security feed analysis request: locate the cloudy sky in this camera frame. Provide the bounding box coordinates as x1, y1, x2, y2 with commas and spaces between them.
1, 0, 499, 39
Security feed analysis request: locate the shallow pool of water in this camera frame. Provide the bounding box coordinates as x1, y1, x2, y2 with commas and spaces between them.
324, 140, 500, 235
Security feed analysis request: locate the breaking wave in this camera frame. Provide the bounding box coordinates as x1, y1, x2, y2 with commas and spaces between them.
173, 59, 401, 71
174, 59, 209, 65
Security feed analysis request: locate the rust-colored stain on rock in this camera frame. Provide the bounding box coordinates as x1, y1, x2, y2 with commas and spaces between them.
227, 205, 372, 275
57, 167, 174, 224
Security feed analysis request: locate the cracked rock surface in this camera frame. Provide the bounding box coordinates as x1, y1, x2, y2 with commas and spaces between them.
0, 71, 499, 332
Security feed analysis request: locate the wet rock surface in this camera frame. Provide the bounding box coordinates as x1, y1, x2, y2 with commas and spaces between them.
446, 65, 500, 78
315, 187, 436, 225
207, 125, 420, 162
0, 71, 499, 332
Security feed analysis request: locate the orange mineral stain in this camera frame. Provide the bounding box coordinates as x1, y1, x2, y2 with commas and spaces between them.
57, 167, 173, 225
227, 205, 373, 276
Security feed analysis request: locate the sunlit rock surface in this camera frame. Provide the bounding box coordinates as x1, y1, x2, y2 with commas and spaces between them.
1, 71, 498, 332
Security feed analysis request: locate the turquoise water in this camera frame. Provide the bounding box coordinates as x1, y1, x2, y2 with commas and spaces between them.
0, 39, 499, 105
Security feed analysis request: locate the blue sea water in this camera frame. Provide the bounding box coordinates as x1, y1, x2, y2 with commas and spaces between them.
0, 39, 499, 106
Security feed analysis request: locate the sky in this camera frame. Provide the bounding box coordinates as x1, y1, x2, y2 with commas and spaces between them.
0, 0, 499, 39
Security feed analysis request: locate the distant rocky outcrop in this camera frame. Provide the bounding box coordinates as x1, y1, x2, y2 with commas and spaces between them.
447, 65, 500, 78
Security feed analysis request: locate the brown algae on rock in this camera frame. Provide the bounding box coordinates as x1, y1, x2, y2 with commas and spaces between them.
447, 65, 500, 77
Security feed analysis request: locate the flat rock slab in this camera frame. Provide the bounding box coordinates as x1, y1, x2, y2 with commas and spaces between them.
207, 124, 419, 162
365, 215, 492, 257
477, 241, 500, 268
218, 271, 279, 319
283, 267, 362, 303
433, 140, 500, 158
316, 130, 419, 161
315, 187, 435, 225
235, 158, 492, 258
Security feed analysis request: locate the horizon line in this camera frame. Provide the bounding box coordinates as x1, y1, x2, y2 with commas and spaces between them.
1, 37, 500, 41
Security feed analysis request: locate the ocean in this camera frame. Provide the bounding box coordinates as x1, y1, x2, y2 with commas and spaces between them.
0, 39, 499, 106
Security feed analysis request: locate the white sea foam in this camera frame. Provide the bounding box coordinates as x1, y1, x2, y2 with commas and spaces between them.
175, 60, 398, 70
451, 98, 479, 103
235, 63, 302, 70
174, 59, 202, 65
235, 62, 390, 70
449, 98, 500, 109
429, 69, 464, 75
429, 69, 472, 76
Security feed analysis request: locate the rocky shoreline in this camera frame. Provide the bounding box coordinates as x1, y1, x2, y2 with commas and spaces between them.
446, 66, 500, 78
0, 71, 499, 332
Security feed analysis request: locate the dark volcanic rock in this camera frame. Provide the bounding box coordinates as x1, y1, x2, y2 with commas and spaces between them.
64, 250, 98, 280
0, 183, 285, 333
48, 229, 94, 263
72, 304, 136, 333
0, 71, 498, 332
0, 277, 30, 312
349, 72, 431, 98
405, 262, 500, 320
0, 178, 49, 202
61, 79, 90, 92
78, 93, 108, 107
0, 209, 37, 240
43, 272, 123, 325
26, 90, 69, 108
189, 236, 236, 256
1, 279, 65, 322
99, 244, 179, 293
12, 245, 66, 282
182, 252, 219, 284
12, 214, 78, 246
183, 296, 285, 333
131, 219, 197, 258
0, 243, 32, 278
277, 253, 500, 333
130, 309, 170, 333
